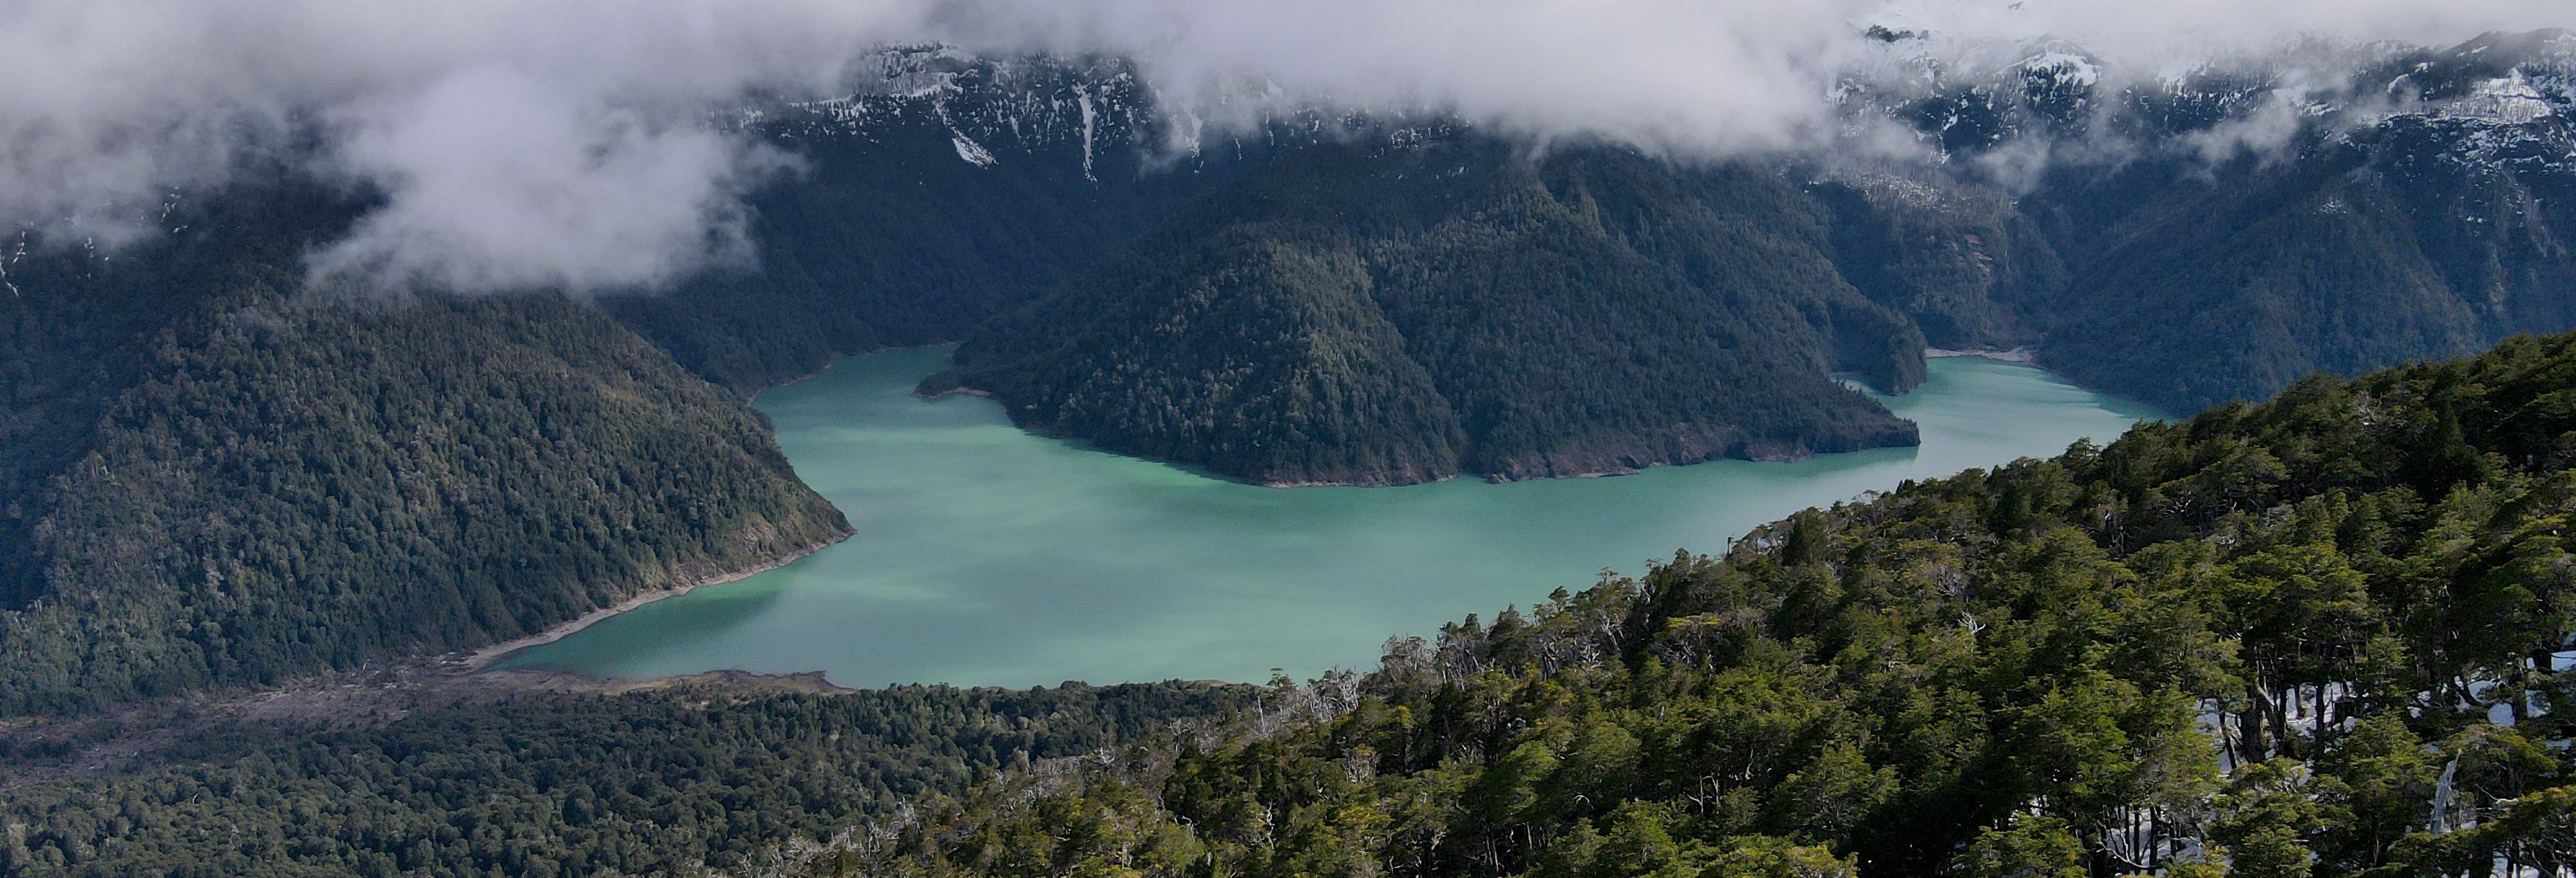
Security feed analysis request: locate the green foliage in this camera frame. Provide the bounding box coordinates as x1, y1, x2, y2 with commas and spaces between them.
2206, 761, 2329, 878
1956, 814, 2086, 878
0, 680, 1250, 878
809, 330, 2576, 878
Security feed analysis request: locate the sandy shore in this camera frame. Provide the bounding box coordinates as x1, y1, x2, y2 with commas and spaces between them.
1925, 347, 2038, 363
462, 538, 841, 671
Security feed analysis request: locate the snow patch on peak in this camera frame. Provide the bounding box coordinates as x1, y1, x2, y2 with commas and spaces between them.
2443, 71, 2556, 124
951, 133, 998, 167
2018, 47, 2100, 88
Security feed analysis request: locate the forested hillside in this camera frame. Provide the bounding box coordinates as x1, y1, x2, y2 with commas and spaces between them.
0, 678, 1252, 877
936, 135, 1926, 486
0, 187, 848, 716
795, 329, 2576, 877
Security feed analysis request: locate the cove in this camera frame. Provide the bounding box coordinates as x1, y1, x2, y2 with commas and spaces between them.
497, 347, 2164, 687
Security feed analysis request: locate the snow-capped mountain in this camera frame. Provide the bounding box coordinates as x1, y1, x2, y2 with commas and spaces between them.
757, 48, 1155, 179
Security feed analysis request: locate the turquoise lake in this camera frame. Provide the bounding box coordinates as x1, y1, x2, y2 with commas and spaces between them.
498, 347, 2164, 687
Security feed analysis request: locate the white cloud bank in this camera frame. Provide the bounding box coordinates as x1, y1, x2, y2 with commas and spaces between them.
0, 0, 2564, 293
0, 0, 908, 292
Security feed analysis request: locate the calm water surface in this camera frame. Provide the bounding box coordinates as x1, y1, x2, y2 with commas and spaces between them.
500, 348, 2163, 687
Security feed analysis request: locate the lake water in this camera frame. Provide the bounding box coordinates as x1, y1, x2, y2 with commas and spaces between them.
498, 347, 2163, 687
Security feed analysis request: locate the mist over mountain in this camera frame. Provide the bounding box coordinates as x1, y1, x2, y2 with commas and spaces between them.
1, 0, 2564, 294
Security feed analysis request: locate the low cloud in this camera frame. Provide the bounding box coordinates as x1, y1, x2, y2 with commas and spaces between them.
308, 66, 799, 294
0, 0, 909, 292
0, 0, 2564, 294
929, 0, 1871, 155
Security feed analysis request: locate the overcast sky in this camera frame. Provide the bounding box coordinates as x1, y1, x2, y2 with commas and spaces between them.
1, 0, 2564, 293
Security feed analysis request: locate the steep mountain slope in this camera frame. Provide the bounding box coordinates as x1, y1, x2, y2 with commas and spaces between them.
796, 327, 2576, 878
1850, 29, 2576, 414
2029, 108, 2576, 412
1806, 175, 2065, 352
606, 52, 1214, 394
937, 135, 1926, 486
0, 189, 848, 715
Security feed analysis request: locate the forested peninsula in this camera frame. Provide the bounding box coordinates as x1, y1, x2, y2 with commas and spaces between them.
931, 139, 1926, 486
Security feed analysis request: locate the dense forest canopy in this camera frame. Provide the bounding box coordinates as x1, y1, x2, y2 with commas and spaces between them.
0, 679, 1254, 877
